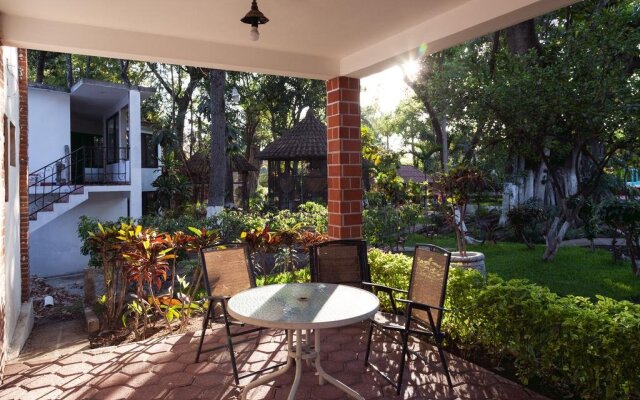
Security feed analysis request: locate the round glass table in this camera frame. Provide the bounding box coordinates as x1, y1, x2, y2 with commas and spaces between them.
227, 283, 379, 400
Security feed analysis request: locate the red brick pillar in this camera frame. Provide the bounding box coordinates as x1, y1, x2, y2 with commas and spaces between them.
17, 48, 29, 302
326, 77, 362, 239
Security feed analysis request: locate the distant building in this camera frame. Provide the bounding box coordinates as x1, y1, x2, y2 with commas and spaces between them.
396, 165, 431, 184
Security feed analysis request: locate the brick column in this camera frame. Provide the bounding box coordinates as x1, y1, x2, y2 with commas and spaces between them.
326, 77, 362, 239
17, 49, 29, 302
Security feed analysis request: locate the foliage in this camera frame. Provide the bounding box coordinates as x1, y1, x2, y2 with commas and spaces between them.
364, 205, 421, 249
256, 268, 310, 286
506, 200, 545, 249
80, 217, 221, 337
152, 152, 192, 216
296, 202, 328, 233
446, 268, 640, 399
599, 198, 640, 275
365, 248, 640, 399
367, 249, 412, 309
432, 165, 493, 254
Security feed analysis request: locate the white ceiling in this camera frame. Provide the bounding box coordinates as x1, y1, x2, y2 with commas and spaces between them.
0, 0, 579, 79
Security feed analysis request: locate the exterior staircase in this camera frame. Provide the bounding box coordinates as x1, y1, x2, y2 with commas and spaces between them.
28, 145, 129, 233
29, 186, 90, 233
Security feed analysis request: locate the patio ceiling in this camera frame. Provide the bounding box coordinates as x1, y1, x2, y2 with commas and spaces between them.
0, 0, 578, 79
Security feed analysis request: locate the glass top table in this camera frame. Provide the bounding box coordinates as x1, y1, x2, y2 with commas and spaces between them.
228, 283, 379, 400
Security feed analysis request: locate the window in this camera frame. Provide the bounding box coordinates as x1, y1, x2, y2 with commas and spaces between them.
105, 113, 119, 164
9, 122, 16, 167
141, 133, 158, 168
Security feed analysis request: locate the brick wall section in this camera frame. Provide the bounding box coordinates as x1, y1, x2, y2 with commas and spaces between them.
326, 77, 363, 239
17, 49, 29, 302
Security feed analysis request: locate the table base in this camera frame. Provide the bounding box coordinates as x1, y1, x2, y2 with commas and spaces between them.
241, 329, 364, 400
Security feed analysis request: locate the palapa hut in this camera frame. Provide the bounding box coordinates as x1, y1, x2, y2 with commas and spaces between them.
258, 110, 327, 210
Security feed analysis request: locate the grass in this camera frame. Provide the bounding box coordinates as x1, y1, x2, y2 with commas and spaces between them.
405, 233, 640, 302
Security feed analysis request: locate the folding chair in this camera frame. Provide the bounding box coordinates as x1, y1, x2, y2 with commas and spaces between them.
195, 243, 286, 384
364, 244, 454, 393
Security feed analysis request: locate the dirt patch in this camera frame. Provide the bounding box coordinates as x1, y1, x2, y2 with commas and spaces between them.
31, 276, 84, 326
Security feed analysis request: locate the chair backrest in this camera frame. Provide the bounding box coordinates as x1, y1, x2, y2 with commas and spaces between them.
408, 244, 451, 329
309, 239, 371, 287
200, 243, 256, 297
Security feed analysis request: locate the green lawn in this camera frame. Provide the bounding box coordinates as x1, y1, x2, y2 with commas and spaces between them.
405, 233, 640, 302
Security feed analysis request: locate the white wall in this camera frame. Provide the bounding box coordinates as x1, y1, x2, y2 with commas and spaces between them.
28, 87, 70, 170
141, 168, 160, 192
29, 191, 128, 277
1, 46, 23, 364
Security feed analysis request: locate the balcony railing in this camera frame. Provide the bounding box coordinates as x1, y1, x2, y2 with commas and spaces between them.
29, 146, 130, 216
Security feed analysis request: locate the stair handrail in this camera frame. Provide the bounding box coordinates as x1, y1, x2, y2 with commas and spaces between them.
29, 146, 87, 217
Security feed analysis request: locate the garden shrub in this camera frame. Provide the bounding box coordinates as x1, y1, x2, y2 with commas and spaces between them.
367, 248, 412, 309
364, 204, 426, 249
507, 200, 545, 248
446, 268, 640, 399
367, 250, 640, 399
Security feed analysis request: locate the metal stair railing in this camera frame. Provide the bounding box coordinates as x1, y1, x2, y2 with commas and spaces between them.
28, 146, 130, 217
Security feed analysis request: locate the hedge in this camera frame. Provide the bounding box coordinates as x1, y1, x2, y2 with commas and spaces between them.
368, 248, 640, 399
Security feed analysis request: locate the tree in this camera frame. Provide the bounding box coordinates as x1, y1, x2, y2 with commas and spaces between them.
207, 69, 227, 216
485, 1, 640, 260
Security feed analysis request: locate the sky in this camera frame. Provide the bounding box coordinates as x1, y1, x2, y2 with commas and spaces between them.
360, 61, 420, 153
360, 61, 419, 113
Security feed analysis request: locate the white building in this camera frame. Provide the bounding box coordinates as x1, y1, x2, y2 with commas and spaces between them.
28, 79, 160, 277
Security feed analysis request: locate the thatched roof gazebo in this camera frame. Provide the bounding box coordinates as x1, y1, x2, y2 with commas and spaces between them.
258, 110, 327, 210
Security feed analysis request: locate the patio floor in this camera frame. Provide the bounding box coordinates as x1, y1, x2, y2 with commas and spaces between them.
1, 322, 547, 400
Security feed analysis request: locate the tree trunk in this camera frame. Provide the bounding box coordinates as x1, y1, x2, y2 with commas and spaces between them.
119, 60, 131, 86
35, 51, 47, 84
543, 216, 571, 261
84, 56, 92, 78
207, 69, 227, 216
65, 54, 74, 90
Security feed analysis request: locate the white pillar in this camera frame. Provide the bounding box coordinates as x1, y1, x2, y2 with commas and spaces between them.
128, 90, 142, 219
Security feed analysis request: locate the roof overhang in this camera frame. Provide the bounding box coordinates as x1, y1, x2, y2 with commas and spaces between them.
0, 0, 579, 80
69, 79, 154, 118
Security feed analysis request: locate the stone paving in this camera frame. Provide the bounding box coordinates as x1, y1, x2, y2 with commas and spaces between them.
1, 322, 547, 400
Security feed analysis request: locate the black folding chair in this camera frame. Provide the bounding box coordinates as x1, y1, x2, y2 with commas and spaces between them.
363, 244, 454, 393
309, 239, 371, 287
194, 243, 286, 384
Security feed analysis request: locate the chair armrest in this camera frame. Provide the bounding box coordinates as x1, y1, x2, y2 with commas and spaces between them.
396, 298, 448, 332
395, 298, 447, 313
362, 282, 408, 294
362, 282, 408, 314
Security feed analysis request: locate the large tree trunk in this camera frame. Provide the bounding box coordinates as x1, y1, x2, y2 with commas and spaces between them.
207, 69, 227, 216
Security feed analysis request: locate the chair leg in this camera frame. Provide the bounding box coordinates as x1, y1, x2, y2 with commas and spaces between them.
364, 321, 375, 367
221, 302, 241, 385
195, 299, 213, 363
396, 331, 410, 395
435, 334, 453, 388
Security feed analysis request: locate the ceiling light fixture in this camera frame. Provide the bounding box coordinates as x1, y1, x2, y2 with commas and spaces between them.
241, 0, 269, 41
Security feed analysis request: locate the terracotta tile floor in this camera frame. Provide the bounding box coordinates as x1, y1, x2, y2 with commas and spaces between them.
1, 323, 547, 400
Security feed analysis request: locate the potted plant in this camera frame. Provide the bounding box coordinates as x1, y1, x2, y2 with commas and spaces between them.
432, 165, 491, 275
